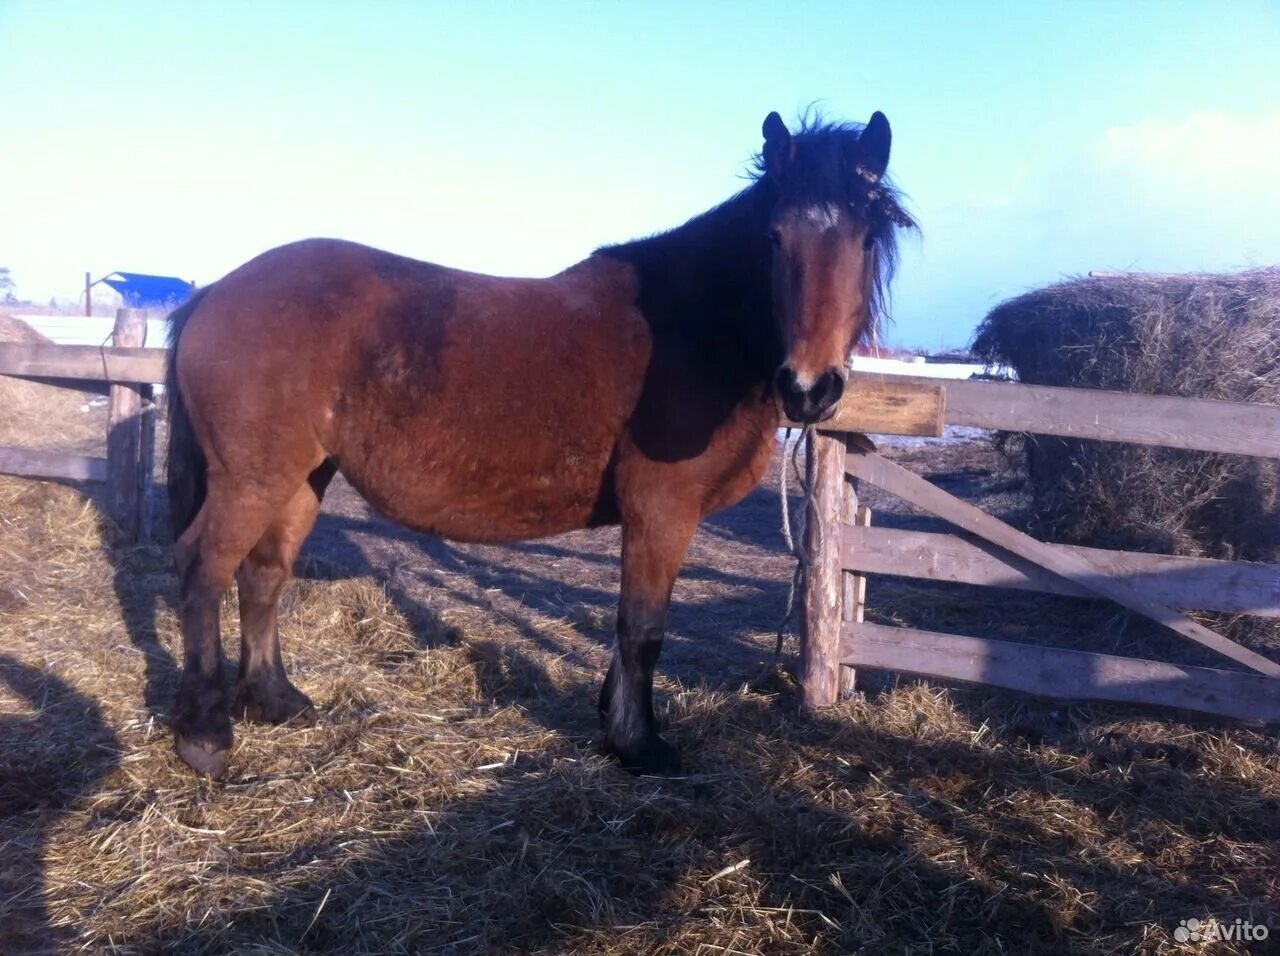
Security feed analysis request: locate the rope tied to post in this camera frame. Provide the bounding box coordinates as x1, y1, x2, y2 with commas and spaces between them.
748, 424, 813, 690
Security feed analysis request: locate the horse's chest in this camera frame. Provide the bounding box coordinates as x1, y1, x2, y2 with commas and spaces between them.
699, 407, 778, 515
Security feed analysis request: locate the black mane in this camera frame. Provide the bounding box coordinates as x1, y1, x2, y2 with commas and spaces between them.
599, 114, 916, 364
750, 114, 916, 330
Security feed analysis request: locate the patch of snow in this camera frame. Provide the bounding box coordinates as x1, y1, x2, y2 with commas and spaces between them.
872, 425, 993, 448
13, 314, 169, 347
851, 355, 997, 380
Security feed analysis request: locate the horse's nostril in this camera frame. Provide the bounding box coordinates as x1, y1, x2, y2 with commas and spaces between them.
775, 366, 801, 397
821, 370, 846, 406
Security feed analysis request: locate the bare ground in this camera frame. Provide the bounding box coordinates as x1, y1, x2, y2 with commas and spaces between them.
0, 429, 1277, 954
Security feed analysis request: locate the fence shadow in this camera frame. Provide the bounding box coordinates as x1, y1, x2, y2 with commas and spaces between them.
0, 656, 121, 954
105, 502, 184, 720
131, 627, 1279, 952
301, 500, 793, 677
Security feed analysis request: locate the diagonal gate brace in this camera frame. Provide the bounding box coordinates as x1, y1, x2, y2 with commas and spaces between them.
844, 436, 1280, 678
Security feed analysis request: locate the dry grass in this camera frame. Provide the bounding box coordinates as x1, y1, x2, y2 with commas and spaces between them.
2, 441, 1279, 954
971, 268, 1280, 561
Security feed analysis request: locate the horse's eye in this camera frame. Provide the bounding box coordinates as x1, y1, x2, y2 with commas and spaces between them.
768, 228, 783, 247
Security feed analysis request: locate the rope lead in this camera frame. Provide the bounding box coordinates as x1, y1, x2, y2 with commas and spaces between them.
748, 424, 813, 690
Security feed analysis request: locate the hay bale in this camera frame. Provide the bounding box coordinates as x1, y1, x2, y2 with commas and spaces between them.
972, 268, 1280, 560
0, 314, 104, 450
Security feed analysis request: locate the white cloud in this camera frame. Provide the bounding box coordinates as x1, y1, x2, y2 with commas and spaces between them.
890, 110, 1280, 346
1096, 110, 1280, 201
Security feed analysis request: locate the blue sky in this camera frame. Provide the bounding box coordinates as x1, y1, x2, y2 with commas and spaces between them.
2, 0, 1278, 347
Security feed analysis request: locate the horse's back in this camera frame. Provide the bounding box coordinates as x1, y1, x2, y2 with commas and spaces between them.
175, 238, 653, 540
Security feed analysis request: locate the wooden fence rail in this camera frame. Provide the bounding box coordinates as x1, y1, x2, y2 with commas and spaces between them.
4, 349, 1278, 454
856, 371, 1280, 458
0, 342, 166, 386
842, 622, 1280, 724
842, 524, 1280, 618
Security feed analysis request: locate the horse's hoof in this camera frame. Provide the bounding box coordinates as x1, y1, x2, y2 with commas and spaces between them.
611, 734, 682, 775
232, 680, 316, 726
175, 733, 231, 778
172, 679, 232, 776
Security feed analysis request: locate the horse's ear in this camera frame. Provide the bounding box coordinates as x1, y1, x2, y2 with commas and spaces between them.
762, 111, 794, 179
857, 111, 891, 182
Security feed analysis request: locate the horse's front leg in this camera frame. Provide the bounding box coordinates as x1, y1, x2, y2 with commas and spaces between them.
601, 511, 698, 773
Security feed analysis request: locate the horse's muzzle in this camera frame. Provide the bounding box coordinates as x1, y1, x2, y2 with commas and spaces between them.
775, 365, 845, 424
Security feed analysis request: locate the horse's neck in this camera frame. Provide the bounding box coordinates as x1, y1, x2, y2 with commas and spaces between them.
604, 186, 782, 382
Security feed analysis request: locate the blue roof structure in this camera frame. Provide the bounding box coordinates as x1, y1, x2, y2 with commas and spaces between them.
100, 272, 194, 308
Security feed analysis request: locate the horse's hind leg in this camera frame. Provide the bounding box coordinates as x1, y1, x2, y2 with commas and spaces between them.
172, 482, 292, 777
232, 462, 335, 724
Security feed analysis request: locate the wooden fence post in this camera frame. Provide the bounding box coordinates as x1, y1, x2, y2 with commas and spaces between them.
838, 483, 866, 697
800, 428, 847, 710
107, 309, 149, 542
138, 381, 156, 541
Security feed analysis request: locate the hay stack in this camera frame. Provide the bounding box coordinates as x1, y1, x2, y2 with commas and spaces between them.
972, 268, 1280, 560
0, 314, 104, 450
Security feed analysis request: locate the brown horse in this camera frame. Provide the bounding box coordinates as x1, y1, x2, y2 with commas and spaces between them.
164, 111, 914, 776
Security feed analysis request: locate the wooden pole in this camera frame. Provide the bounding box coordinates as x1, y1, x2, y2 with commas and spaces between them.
107, 309, 147, 542
800, 429, 847, 709
138, 382, 156, 541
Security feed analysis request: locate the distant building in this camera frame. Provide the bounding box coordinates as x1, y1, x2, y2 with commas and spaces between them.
94, 272, 195, 311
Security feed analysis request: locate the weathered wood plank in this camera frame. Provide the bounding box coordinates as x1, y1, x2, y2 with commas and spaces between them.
791, 378, 945, 436
107, 311, 147, 541
0, 343, 167, 386
138, 384, 156, 541
845, 440, 1280, 676
842, 524, 1280, 617
855, 372, 1280, 458
843, 621, 1280, 724
839, 500, 869, 696
7, 376, 111, 397
0, 446, 107, 482
800, 429, 846, 709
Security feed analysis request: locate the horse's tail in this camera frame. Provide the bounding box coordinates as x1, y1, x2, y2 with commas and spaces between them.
165, 285, 213, 540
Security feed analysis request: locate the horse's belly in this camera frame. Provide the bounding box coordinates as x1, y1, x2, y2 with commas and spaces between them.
331, 421, 619, 543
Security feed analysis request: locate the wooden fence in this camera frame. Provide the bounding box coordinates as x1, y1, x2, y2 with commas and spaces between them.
0, 309, 163, 541
798, 375, 1280, 725
3, 325, 1279, 723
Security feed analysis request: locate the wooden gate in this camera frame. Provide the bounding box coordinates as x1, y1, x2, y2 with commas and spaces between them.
797, 374, 1280, 724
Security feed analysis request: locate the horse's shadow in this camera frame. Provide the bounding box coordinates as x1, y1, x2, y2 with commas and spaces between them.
300, 485, 797, 678
132, 620, 1280, 953
0, 655, 121, 954
78, 479, 1278, 951
108, 525, 183, 719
